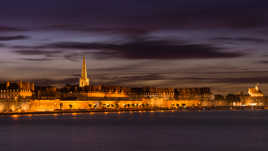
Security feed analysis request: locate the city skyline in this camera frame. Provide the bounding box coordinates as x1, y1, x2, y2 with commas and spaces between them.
0, 0, 268, 94
1, 2, 268, 151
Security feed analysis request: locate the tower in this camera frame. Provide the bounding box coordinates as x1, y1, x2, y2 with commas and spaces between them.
255, 83, 260, 91
79, 56, 90, 87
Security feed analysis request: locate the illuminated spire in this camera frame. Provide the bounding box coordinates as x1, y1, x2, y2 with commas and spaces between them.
81, 56, 87, 79
79, 56, 90, 87
255, 83, 260, 91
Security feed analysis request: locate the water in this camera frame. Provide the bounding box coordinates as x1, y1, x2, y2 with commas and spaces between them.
0, 111, 268, 151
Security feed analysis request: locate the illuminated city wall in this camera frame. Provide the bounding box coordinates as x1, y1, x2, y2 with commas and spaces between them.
0, 98, 212, 113
0, 101, 32, 113
0, 95, 267, 113
0, 96, 267, 113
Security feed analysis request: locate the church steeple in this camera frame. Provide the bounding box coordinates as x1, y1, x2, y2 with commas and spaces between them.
79, 56, 90, 87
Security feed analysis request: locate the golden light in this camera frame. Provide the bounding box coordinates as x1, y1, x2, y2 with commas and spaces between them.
53, 113, 58, 117
10, 105, 16, 112
11, 114, 19, 120
249, 103, 257, 106
72, 113, 79, 116
0, 104, 4, 112
22, 104, 30, 112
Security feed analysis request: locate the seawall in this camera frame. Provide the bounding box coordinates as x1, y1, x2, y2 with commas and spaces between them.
0, 98, 209, 113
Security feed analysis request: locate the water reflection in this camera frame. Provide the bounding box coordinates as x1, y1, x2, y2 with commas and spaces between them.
10, 114, 19, 120
1, 111, 268, 151
1, 110, 268, 122
71, 113, 79, 116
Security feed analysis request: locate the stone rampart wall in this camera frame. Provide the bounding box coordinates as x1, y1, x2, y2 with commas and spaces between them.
0, 97, 212, 113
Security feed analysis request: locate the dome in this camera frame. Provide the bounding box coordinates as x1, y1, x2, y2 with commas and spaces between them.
248, 84, 264, 97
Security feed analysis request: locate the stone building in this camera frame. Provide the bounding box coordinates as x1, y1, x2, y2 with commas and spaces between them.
79, 56, 90, 87
0, 81, 34, 99
248, 84, 264, 97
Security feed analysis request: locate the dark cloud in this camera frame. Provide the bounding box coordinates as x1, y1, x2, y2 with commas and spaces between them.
91, 62, 148, 72
237, 38, 266, 43
0, 26, 25, 32
63, 52, 84, 62
47, 42, 102, 50
0, 35, 29, 41
220, 77, 268, 84
93, 42, 244, 60
101, 73, 164, 86
172, 76, 268, 84
13, 50, 63, 57
22, 58, 52, 62
12, 50, 63, 62
47, 25, 150, 35
213, 37, 266, 43
12, 37, 245, 61
44, 39, 245, 60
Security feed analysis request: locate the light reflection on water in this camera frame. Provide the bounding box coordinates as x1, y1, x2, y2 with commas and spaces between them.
0, 110, 268, 121
10, 114, 19, 120
0, 111, 268, 151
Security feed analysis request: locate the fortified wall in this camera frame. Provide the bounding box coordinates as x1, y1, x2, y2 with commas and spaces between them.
0, 98, 211, 113
0, 82, 213, 113
1, 83, 268, 113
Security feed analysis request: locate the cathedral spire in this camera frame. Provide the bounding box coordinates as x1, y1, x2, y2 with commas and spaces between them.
79, 56, 90, 87
81, 56, 87, 79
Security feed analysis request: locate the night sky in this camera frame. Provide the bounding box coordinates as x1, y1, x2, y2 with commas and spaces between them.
0, 0, 268, 94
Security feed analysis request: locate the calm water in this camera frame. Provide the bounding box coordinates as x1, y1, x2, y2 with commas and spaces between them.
0, 111, 268, 151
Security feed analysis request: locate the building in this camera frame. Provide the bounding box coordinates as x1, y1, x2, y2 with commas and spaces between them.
213, 84, 266, 107
79, 56, 90, 87
0, 81, 34, 99
248, 84, 264, 97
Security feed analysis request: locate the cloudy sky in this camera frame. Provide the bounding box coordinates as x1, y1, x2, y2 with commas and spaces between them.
0, 0, 268, 94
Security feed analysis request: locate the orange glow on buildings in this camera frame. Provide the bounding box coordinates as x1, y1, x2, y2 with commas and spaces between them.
0, 57, 267, 114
